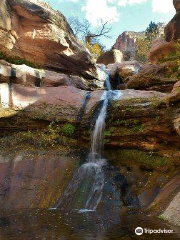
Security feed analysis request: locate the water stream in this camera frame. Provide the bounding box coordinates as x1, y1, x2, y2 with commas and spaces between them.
55, 65, 122, 211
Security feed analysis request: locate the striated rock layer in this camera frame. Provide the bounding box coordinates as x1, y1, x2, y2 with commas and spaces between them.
0, 81, 180, 227
0, 60, 101, 90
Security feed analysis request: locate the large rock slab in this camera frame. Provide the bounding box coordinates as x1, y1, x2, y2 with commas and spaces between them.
0, 60, 94, 90
97, 49, 123, 65
149, 40, 176, 63
126, 61, 179, 93
107, 61, 140, 79
148, 175, 180, 227
0, 0, 97, 79
162, 191, 180, 226
0, 149, 80, 209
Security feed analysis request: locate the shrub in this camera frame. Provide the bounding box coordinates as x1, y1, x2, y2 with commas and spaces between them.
0, 52, 36, 68
62, 124, 75, 136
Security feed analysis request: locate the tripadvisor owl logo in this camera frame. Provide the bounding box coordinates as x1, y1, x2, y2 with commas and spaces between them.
135, 227, 144, 235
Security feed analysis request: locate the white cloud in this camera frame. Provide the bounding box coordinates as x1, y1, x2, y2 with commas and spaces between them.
79, 0, 175, 27
118, 0, 146, 6
82, 0, 119, 27
152, 0, 174, 13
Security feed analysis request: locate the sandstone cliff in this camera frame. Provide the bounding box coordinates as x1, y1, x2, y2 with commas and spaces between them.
0, 0, 97, 79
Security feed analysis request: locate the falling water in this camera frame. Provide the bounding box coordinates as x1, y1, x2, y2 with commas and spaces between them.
88, 97, 108, 162
55, 65, 122, 211
101, 65, 111, 91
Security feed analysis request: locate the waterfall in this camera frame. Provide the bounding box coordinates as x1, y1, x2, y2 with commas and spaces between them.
54, 65, 122, 212
88, 97, 108, 163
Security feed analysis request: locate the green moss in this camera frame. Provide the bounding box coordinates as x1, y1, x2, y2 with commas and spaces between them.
109, 127, 116, 132
104, 139, 110, 144
177, 72, 180, 79
0, 122, 63, 149
104, 131, 111, 136
108, 149, 169, 169
158, 215, 167, 221
172, 65, 179, 73
0, 51, 37, 68
126, 107, 133, 111
62, 124, 75, 136
155, 116, 160, 122
0, 107, 17, 118
133, 124, 144, 133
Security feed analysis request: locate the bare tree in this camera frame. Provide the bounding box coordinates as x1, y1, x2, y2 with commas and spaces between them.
68, 16, 112, 44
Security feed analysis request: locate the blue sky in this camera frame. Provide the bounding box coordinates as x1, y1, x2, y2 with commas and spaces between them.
48, 0, 175, 49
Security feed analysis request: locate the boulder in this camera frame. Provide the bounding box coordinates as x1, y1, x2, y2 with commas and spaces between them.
118, 61, 140, 80
165, 11, 180, 42
173, 0, 180, 11
168, 80, 180, 104
104, 61, 140, 89
149, 40, 176, 63
0, 0, 97, 79
97, 49, 123, 65
126, 61, 179, 93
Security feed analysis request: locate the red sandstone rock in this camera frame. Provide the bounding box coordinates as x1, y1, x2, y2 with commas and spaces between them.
97, 49, 123, 65
174, 0, 180, 12
165, 11, 180, 42
149, 40, 176, 63
0, 0, 97, 79
126, 61, 179, 93
0, 61, 91, 89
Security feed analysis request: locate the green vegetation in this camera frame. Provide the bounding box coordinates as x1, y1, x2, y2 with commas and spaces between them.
108, 149, 169, 169
0, 51, 36, 68
62, 124, 76, 136
157, 44, 180, 64
86, 40, 105, 59
135, 22, 164, 62
0, 122, 77, 149
158, 215, 167, 221
134, 124, 144, 133
155, 116, 160, 122
104, 131, 111, 136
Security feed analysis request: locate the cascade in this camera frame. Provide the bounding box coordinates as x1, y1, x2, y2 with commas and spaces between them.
55, 65, 122, 211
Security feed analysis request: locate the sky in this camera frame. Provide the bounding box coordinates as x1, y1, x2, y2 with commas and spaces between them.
47, 0, 175, 49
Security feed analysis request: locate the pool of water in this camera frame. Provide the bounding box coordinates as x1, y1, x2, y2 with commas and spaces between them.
0, 209, 179, 240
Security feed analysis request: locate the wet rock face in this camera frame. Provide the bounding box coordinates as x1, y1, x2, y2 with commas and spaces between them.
0, 0, 97, 79
0, 149, 80, 209
106, 149, 180, 227
104, 90, 180, 157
